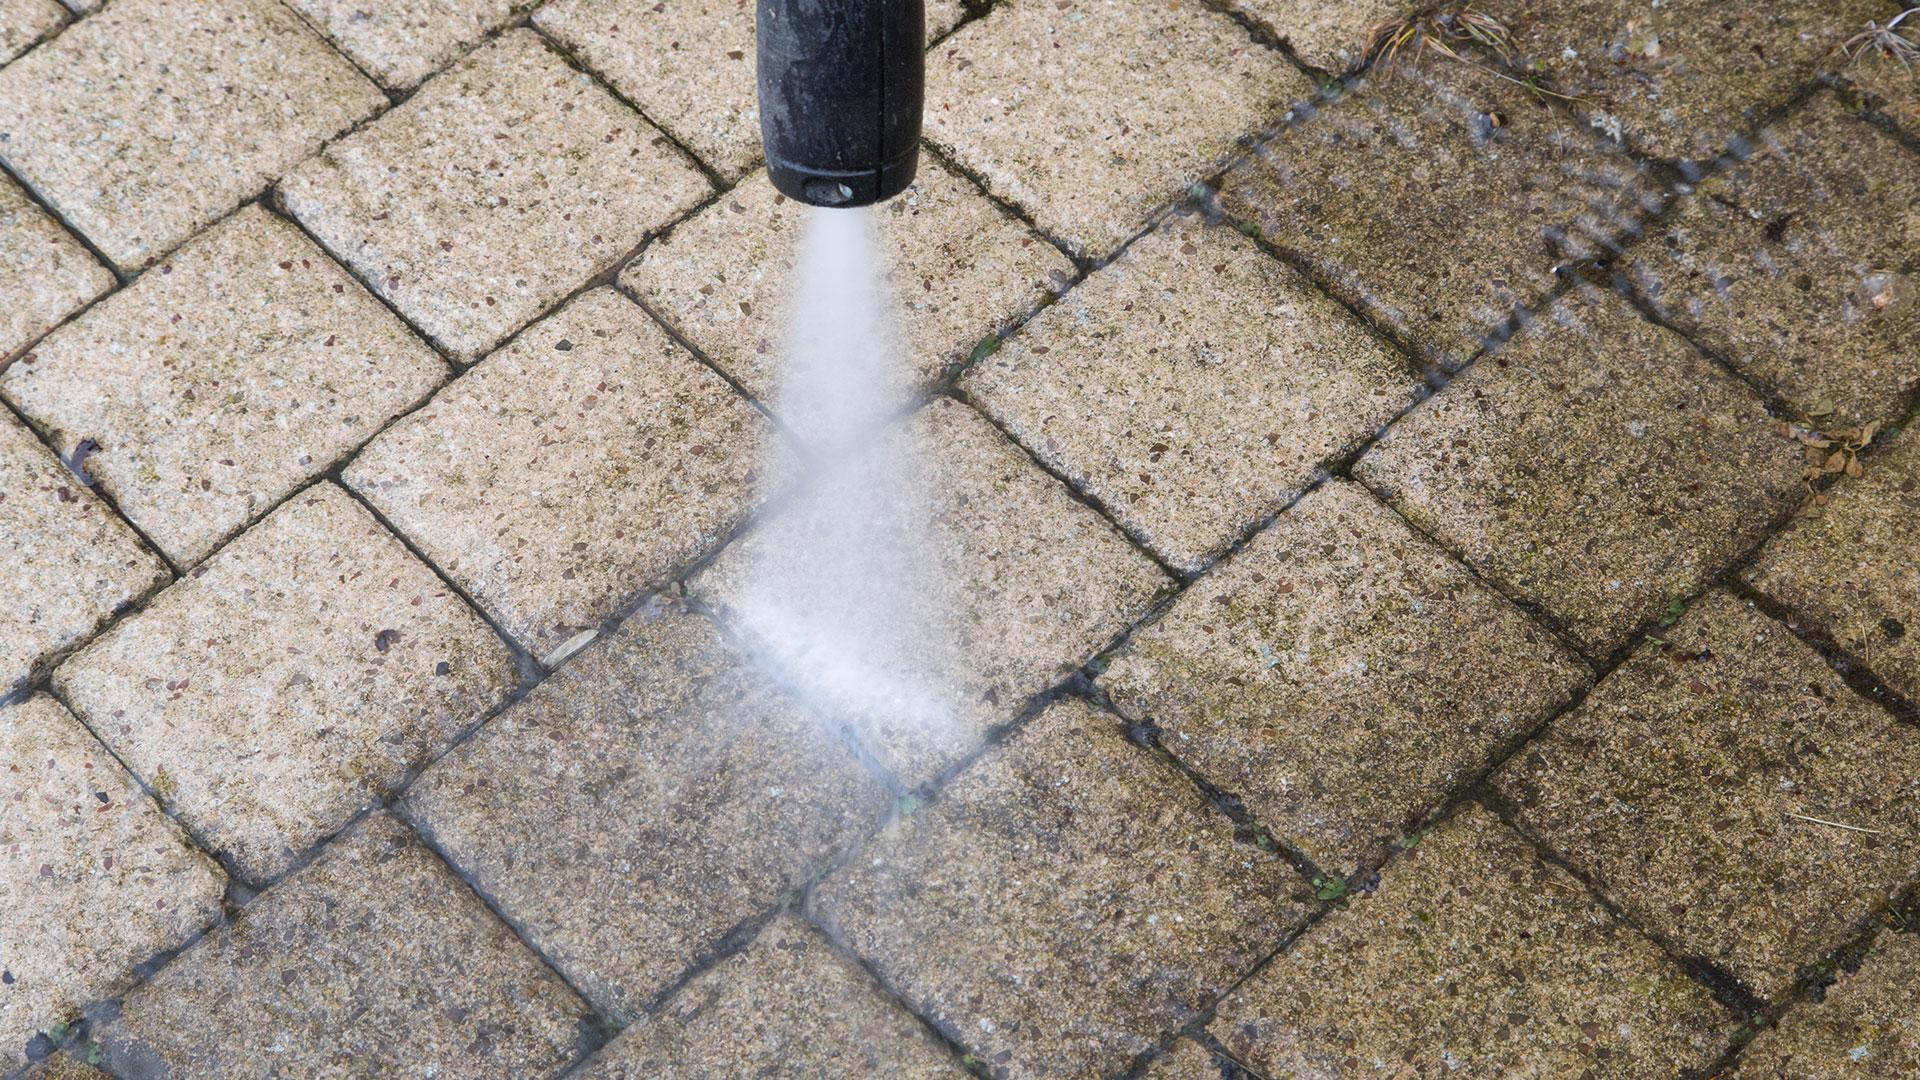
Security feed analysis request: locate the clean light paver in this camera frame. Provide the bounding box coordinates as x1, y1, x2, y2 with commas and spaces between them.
572, 914, 963, 1078
1, 694, 225, 1071
623, 159, 1071, 443
346, 288, 766, 664
1623, 93, 1920, 428
1746, 426, 1920, 702
280, 29, 712, 362
55, 483, 517, 884
97, 812, 595, 1078
817, 698, 1312, 1080
2, 205, 448, 566
406, 601, 888, 1021
0, 0, 63, 64
1492, 590, 1920, 1000
1490, 0, 1887, 161
286, 0, 525, 91
695, 397, 1171, 786
0, 175, 113, 364
1101, 480, 1590, 875
1354, 287, 1802, 657
535, 0, 966, 183
1211, 804, 1735, 1077
0, 0, 384, 271
1734, 928, 1920, 1078
1218, 62, 1659, 371
925, 0, 1302, 258
1, 413, 168, 693
1229, 0, 1396, 72
962, 218, 1421, 572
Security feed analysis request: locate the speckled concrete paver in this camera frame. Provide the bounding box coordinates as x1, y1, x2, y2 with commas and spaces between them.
817, 698, 1311, 1080
7, 0, 1919, 1073
1, 412, 167, 694
0, 0, 64, 63
96, 811, 595, 1078
1747, 426, 1920, 702
695, 397, 1171, 786
280, 29, 712, 361
1734, 927, 1920, 1077
1489, 0, 1887, 162
1493, 590, 1920, 1000
1219, 61, 1660, 371
926, 0, 1303, 258
1230, 0, 1395, 72
346, 288, 765, 664
1, 694, 225, 1071
1101, 480, 1590, 875
1137, 1037, 1238, 1079
1848, 49, 1920, 131
572, 914, 963, 1078
962, 218, 1420, 572
625, 159, 1071, 443
55, 483, 517, 883
1355, 286, 1802, 657
406, 600, 886, 1021
0, 174, 113, 365
1212, 804, 1736, 1077
1623, 93, 1920, 428
286, 0, 526, 90
2, 204, 448, 566
535, 0, 965, 183
18, 1053, 112, 1080
0, 0, 384, 271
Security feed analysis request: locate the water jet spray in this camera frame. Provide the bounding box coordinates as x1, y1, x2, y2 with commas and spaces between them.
757, 0, 924, 207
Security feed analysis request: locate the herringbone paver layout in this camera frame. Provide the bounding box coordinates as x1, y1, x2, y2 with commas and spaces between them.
0, 0, 384, 270
3, 0, 1918, 1075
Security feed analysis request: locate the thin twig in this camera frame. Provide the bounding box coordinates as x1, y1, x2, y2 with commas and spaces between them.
1785, 812, 1885, 836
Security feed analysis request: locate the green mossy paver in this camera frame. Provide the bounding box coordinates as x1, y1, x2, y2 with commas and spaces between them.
1217, 61, 1658, 372
572, 915, 963, 1078
1746, 424, 1920, 705
1354, 286, 1801, 657
1733, 927, 1920, 1077
1488, 0, 1891, 161
1101, 479, 1590, 876
1493, 590, 1920, 1000
1623, 93, 1920, 429
97, 813, 594, 1077
816, 698, 1311, 1080
1211, 805, 1736, 1077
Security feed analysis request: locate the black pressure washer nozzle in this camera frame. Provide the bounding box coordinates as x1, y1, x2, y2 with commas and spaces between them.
757, 0, 923, 207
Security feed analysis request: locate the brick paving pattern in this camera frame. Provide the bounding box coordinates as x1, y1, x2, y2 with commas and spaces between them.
1, 0, 1917, 1076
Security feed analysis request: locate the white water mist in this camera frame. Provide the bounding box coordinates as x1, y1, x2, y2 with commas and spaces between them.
734, 207, 953, 740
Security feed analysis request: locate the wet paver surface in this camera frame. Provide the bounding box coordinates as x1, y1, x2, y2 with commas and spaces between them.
1, 0, 1917, 1076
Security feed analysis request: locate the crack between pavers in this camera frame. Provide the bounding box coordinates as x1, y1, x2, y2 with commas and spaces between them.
9, 20, 1911, 1077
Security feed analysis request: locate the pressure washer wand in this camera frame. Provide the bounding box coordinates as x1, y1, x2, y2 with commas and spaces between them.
757, 0, 924, 207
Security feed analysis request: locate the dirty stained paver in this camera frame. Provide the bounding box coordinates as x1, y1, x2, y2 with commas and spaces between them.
4, 0, 1920, 1076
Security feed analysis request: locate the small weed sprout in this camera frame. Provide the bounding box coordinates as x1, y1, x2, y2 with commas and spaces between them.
1842, 9, 1920, 75
1363, 7, 1579, 102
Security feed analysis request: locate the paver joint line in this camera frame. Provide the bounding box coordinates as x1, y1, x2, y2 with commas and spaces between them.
7, 0, 1920, 1075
